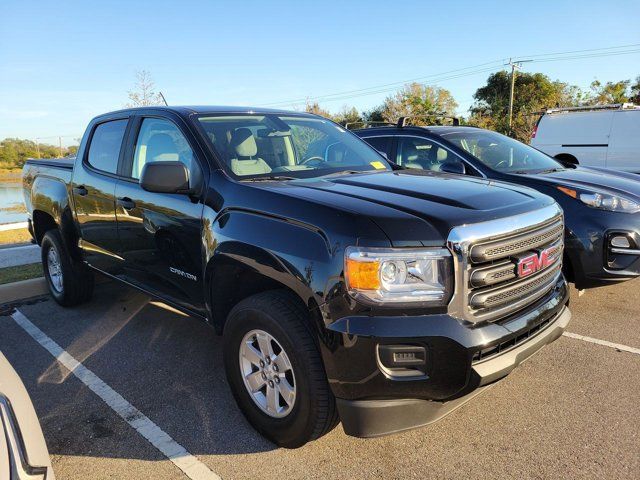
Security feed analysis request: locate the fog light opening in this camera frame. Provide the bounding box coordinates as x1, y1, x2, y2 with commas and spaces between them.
376, 345, 428, 380
610, 236, 631, 249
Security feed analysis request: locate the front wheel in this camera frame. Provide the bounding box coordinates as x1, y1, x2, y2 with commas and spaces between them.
223, 290, 338, 448
41, 229, 94, 306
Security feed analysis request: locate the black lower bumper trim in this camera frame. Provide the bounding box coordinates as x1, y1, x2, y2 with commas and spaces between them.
337, 388, 488, 438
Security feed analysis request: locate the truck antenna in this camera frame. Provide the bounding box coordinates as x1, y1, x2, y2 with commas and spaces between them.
159, 92, 169, 106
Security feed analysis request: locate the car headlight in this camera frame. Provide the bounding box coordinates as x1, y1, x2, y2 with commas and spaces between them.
344, 247, 453, 305
557, 186, 640, 213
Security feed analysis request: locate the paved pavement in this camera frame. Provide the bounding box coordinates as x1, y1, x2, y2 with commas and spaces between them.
0, 279, 638, 479
0, 243, 40, 268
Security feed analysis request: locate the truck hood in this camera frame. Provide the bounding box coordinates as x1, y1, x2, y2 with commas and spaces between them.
254, 170, 555, 245
513, 166, 640, 200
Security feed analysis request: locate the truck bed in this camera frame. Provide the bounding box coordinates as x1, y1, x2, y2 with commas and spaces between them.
25, 157, 75, 170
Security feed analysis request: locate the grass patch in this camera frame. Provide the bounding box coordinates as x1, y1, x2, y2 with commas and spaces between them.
0, 262, 42, 285
0, 202, 26, 213
0, 228, 32, 245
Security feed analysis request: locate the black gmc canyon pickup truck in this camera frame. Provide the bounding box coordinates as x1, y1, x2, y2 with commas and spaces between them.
23, 106, 571, 447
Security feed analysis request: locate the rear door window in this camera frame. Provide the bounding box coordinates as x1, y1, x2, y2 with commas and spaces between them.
363, 136, 392, 158
87, 119, 128, 174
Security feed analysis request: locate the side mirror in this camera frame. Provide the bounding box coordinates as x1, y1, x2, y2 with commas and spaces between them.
140, 161, 191, 194
440, 161, 466, 175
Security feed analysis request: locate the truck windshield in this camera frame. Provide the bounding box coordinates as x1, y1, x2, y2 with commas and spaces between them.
197, 114, 390, 179
440, 130, 563, 174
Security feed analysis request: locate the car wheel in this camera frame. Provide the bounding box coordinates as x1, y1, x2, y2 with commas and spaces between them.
41, 229, 94, 306
223, 290, 338, 448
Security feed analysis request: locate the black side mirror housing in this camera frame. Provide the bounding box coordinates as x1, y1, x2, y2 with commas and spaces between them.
440, 162, 466, 175
140, 161, 191, 194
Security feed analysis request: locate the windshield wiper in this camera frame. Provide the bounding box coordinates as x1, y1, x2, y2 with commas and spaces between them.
242, 175, 297, 182
537, 168, 564, 174
320, 170, 364, 177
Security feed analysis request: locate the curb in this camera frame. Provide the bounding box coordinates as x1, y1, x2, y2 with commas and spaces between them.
0, 222, 28, 232
0, 277, 48, 305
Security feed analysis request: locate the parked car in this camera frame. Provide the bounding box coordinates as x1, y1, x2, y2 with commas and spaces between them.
23, 106, 571, 447
1, 351, 55, 479
356, 121, 640, 289
530, 103, 640, 172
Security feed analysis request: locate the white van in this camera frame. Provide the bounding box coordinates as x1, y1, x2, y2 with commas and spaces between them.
530, 103, 640, 172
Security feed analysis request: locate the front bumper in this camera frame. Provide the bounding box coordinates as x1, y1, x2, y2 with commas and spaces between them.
337, 306, 570, 438
564, 210, 640, 288
322, 277, 570, 437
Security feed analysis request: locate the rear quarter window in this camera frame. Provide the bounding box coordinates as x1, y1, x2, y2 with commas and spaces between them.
87, 119, 128, 174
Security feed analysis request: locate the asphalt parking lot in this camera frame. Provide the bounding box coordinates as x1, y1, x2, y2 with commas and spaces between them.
1, 278, 638, 480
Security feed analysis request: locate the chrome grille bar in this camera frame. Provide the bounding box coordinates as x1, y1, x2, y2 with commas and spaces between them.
469, 217, 563, 263
470, 263, 561, 309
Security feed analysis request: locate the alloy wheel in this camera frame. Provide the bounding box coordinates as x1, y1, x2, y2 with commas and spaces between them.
239, 329, 296, 418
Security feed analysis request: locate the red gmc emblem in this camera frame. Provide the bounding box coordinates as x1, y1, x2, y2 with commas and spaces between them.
516, 246, 558, 278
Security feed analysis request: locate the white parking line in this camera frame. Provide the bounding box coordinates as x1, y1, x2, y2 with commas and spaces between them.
10, 310, 222, 480
563, 332, 640, 355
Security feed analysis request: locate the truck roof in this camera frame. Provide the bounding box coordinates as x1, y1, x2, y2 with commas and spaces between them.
96, 105, 309, 118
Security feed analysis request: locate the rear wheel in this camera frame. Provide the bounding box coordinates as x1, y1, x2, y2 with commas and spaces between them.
41, 230, 94, 306
223, 290, 338, 448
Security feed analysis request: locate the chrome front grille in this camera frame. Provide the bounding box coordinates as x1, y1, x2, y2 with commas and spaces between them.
447, 204, 564, 323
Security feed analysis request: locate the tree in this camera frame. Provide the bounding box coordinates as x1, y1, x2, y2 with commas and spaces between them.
304, 101, 333, 119
0, 138, 77, 168
380, 83, 458, 125
333, 105, 363, 127
470, 71, 581, 141
126, 70, 165, 107
587, 79, 630, 104
631, 76, 640, 104
362, 105, 385, 123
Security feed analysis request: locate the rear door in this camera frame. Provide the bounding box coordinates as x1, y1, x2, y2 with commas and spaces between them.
72, 117, 129, 274
606, 111, 640, 172
114, 114, 207, 311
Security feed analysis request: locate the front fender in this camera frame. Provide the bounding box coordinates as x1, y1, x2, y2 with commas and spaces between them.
203, 208, 342, 330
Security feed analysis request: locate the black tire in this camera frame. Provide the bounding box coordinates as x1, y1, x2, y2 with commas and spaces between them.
223, 290, 338, 448
41, 229, 94, 306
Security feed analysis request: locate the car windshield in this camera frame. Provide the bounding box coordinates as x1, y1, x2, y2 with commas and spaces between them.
197, 113, 390, 179
439, 129, 563, 173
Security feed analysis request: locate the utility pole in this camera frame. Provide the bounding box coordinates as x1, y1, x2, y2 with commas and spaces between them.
59, 136, 63, 158
506, 58, 533, 136
35, 139, 40, 158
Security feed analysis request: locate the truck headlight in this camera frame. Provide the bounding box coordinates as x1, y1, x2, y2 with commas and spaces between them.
557, 186, 640, 213
344, 247, 453, 305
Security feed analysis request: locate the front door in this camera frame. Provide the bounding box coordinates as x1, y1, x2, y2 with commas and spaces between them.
72, 118, 129, 274
114, 116, 206, 311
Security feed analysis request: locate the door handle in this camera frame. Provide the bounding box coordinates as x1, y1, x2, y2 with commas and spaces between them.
117, 197, 136, 210
73, 186, 88, 196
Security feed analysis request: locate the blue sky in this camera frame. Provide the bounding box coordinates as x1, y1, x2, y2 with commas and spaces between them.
1, 0, 639, 145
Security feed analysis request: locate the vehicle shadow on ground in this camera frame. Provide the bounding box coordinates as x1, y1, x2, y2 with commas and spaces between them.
2, 281, 280, 459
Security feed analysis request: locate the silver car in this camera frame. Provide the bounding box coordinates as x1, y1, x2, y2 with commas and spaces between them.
0, 351, 55, 479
